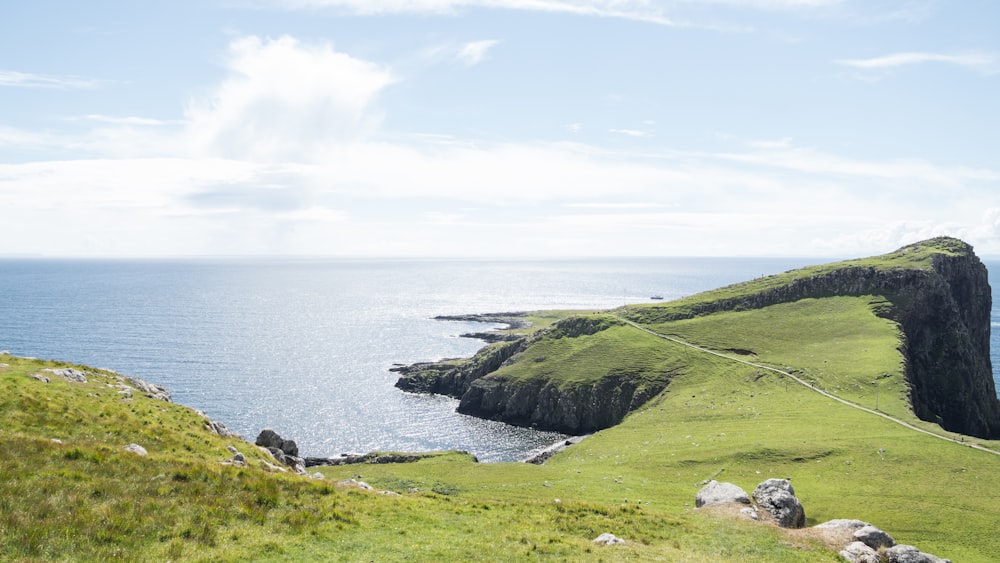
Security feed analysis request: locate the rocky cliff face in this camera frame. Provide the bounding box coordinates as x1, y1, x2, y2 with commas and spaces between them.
625, 237, 999, 439
394, 315, 667, 434
457, 370, 668, 435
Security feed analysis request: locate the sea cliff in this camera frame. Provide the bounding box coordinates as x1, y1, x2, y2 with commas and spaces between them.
394, 237, 1000, 439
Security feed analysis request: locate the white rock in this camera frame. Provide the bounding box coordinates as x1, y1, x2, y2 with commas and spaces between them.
592, 533, 625, 546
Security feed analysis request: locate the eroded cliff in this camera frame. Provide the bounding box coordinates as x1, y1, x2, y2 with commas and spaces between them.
394, 237, 1000, 439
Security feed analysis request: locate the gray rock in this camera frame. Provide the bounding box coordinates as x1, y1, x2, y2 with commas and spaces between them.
739, 506, 760, 521
695, 480, 750, 508
233, 452, 246, 463
42, 368, 88, 383
205, 419, 238, 438
256, 429, 298, 456
124, 443, 148, 456
226, 445, 240, 455
337, 478, 374, 491
29, 373, 50, 383
121, 375, 171, 401
592, 533, 625, 545
884, 544, 951, 563
815, 519, 869, 530
854, 524, 895, 550
752, 478, 805, 528
840, 541, 881, 563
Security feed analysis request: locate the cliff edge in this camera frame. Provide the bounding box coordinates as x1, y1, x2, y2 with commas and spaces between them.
395, 237, 1000, 439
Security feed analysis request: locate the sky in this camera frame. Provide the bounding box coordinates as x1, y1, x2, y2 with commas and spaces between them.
1, 0, 998, 258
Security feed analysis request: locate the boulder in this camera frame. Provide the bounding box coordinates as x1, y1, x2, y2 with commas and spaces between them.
884, 545, 951, 563
124, 443, 148, 456
854, 524, 895, 550
695, 480, 750, 508
815, 519, 868, 531
840, 541, 880, 563
752, 479, 805, 528
256, 429, 299, 457
592, 533, 625, 546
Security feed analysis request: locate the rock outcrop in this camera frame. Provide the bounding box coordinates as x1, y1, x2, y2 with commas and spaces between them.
256, 429, 305, 474
395, 315, 669, 434
457, 369, 667, 434
751, 478, 805, 528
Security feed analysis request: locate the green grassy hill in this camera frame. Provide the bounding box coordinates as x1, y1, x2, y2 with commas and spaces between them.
3, 237, 999, 561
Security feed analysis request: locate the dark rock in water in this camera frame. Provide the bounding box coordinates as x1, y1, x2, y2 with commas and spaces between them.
304, 451, 450, 467
752, 478, 805, 528
434, 312, 530, 330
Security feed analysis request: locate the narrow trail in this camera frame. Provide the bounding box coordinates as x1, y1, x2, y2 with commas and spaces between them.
616, 317, 1000, 458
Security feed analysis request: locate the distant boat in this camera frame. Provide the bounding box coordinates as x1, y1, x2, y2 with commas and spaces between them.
650, 295, 664, 300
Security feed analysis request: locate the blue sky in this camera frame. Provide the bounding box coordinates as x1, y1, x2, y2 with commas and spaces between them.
1, 0, 998, 257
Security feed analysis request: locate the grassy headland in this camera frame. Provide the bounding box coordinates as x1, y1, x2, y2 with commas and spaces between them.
3, 237, 999, 561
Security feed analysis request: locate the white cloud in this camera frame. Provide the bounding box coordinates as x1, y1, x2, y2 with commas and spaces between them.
0, 70, 100, 89
69, 115, 169, 126
837, 51, 999, 74
267, 0, 681, 25
456, 39, 500, 66
5, 33, 1000, 258
609, 128, 653, 138
184, 35, 395, 161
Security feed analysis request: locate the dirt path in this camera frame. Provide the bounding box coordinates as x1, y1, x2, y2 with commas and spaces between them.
617, 317, 1000, 457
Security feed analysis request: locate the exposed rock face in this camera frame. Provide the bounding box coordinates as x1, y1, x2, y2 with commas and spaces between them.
396, 315, 670, 434
625, 237, 1000, 439
457, 370, 667, 434
751, 478, 805, 528
394, 337, 532, 398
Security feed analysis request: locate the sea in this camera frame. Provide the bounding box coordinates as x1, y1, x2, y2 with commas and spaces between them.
2, 258, 999, 462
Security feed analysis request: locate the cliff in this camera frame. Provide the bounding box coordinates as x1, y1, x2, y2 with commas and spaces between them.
624, 237, 999, 438
394, 237, 1000, 439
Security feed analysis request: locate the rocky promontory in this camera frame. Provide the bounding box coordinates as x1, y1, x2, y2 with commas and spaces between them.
393, 237, 1000, 440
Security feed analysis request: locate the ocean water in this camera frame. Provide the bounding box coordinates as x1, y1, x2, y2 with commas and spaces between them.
1, 257, 998, 462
